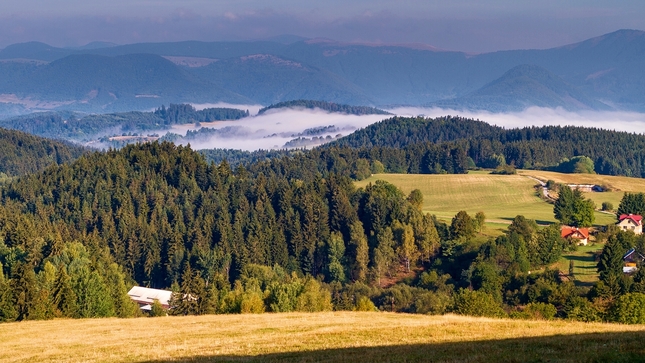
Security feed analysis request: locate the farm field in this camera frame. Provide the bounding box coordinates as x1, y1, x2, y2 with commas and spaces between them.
2, 312, 645, 362
355, 172, 617, 228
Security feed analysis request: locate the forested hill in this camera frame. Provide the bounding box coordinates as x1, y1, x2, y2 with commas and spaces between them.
328, 116, 645, 177
0, 104, 249, 141
0, 127, 85, 178
0, 141, 443, 319
257, 100, 392, 115
331, 116, 498, 148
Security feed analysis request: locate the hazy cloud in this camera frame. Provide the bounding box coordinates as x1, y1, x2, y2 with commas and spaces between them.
388, 106, 645, 134
0, 1, 643, 52
170, 107, 388, 150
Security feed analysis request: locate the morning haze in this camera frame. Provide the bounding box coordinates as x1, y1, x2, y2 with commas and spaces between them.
1, 0, 644, 52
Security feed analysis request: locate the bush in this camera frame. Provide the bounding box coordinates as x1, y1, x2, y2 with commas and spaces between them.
545, 180, 557, 190
295, 279, 332, 312
149, 299, 166, 317
521, 302, 557, 320
452, 289, 506, 318
602, 202, 614, 211
354, 296, 378, 312
413, 291, 452, 315
490, 165, 517, 175
563, 296, 601, 322
609, 293, 645, 324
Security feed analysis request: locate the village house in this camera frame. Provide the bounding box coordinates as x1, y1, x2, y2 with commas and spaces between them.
560, 226, 590, 245
617, 214, 643, 235
127, 286, 173, 311
623, 248, 645, 274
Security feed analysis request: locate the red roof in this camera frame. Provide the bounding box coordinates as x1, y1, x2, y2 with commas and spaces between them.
619, 214, 643, 225
561, 226, 589, 239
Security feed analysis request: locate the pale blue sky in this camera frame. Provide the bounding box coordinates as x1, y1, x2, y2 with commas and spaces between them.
1, 0, 643, 52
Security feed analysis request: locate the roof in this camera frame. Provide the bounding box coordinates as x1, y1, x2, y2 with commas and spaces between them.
619, 214, 643, 225
127, 286, 173, 306
560, 226, 589, 239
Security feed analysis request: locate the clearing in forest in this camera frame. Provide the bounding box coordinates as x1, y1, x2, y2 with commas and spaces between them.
355, 171, 618, 226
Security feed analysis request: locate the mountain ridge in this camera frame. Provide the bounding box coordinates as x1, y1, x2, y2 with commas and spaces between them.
0, 29, 644, 113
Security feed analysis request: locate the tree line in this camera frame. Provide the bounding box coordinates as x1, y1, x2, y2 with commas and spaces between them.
257, 100, 391, 116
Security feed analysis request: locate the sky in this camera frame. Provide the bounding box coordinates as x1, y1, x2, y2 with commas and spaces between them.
0, 1, 644, 52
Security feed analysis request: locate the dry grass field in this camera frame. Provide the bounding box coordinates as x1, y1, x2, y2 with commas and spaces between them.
355, 172, 617, 227
2, 312, 645, 362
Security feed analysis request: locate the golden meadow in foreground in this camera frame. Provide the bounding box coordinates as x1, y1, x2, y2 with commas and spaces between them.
2, 312, 645, 362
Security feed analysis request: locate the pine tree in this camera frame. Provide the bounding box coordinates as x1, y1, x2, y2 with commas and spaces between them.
0, 267, 17, 322
11, 262, 39, 320
52, 265, 78, 318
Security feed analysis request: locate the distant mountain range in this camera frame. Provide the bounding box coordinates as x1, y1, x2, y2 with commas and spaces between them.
0, 29, 644, 115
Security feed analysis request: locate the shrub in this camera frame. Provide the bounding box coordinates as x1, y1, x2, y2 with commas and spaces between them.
295, 279, 332, 312
563, 296, 601, 322
413, 291, 452, 315
609, 293, 645, 324
452, 289, 506, 318
354, 296, 378, 312
601, 202, 613, 211
522, 302, 557, 320
149, 299, 166, 317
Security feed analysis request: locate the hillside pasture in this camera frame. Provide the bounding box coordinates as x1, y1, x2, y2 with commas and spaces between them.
355, 172, 616, 227
2, 312, 645, 362
519, 169, 645, 217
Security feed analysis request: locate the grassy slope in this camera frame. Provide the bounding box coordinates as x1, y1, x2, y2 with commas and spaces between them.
355, 171, 617, 227
1, 312, 645, 362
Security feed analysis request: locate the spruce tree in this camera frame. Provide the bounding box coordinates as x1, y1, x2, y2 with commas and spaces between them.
52, 265, 78, 318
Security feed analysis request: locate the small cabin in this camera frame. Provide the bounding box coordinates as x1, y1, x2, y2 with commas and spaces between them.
127, 286, 172, 311
561, 226, 590, 246
617, 214, 643, 235
623, 248, 645, 274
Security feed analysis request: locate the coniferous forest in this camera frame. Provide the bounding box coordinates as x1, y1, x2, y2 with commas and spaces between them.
2, 116, 645, 323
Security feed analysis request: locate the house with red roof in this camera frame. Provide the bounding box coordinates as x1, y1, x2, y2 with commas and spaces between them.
560, 226, 590, 246
617, 214, 643, 235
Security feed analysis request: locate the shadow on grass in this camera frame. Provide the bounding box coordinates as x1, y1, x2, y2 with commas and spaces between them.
573, 280, 597, 288
563, 254, 596, 263
139, 331, 645, 363
499, 218, 555, 226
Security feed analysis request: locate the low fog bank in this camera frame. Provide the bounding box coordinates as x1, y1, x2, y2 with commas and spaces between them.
166, 106, 645, 152
388, 106, 645, 134
171, 108, 388, 151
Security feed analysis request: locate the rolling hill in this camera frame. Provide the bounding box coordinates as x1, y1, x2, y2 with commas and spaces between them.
0, 127, 86, 177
